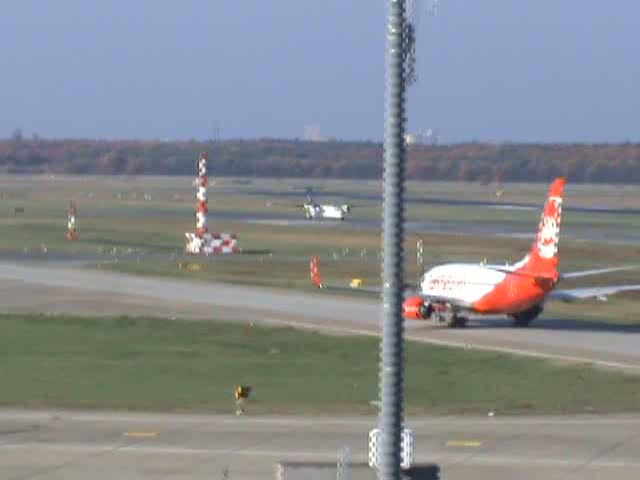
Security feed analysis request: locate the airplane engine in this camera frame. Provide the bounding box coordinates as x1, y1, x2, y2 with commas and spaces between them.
340, 204, 351, 213
402, 297, 432, 320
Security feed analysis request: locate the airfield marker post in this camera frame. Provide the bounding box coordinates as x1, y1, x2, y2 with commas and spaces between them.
185, 153, 239, 255
67, 201, 77, 240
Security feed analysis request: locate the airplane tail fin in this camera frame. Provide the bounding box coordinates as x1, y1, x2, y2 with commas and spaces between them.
310, 255, 324, 288
521, 177, 566, 278
305, 187, 315, 204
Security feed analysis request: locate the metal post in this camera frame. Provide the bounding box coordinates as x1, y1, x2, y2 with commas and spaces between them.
378, 0, 408, 479
336, 446, 352, 480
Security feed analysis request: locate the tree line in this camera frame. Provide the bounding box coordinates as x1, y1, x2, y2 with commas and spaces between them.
1, 138, 640, 183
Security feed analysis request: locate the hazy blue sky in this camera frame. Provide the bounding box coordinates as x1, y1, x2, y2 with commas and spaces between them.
1, 0, 639, 142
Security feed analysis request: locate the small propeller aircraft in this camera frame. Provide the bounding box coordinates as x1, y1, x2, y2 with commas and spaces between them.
297, 188, 352, 220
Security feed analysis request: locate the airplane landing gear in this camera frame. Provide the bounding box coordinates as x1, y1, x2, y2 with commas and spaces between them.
510, 304, 543, 327
447, 315, 468, 328
432, 304, 468, 328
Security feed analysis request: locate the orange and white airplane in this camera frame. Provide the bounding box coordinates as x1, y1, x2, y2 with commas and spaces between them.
310, 177, 640, 327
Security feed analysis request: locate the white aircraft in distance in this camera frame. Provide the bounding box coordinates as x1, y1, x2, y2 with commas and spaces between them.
310, 177, 640, 328
299, 188, 352, 220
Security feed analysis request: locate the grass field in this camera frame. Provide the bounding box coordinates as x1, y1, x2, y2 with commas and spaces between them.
1, 175, 639, 311
4, 174, 638, 206
2, 313, 640, 415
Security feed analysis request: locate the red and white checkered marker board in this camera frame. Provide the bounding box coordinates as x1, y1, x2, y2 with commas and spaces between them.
185, 232, 238, 255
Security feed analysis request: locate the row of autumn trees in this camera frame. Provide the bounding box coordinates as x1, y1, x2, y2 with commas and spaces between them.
2, 138, 640, 183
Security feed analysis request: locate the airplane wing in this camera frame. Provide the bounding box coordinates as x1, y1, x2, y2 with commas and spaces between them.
559, 265, 640, 279
313, 282, 383, 295
549, 285, 640, 302
482, 264, 640, 279
340, 203, 370, 209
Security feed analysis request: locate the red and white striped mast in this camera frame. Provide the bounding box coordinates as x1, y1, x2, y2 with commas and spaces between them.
195, 153, 208, 237
185, 152, 239, 255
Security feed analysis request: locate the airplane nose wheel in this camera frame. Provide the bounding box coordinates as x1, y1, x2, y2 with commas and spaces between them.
418, 304, 432, 319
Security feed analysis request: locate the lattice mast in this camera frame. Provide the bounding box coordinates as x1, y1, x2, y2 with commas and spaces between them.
195, 153, 209, 237
185, 152, 238, 255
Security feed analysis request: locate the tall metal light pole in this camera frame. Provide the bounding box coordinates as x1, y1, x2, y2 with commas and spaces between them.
378, 0, 409, 479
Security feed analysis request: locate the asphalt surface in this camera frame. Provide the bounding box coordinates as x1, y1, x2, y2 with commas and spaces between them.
1, 261, 640, 479
241, 188, 640, 216
1, 410, 640, 480
17, 202, 640, 245
62, 205, 640, 245
1, 261, 640, 372
239, 213, 640, 245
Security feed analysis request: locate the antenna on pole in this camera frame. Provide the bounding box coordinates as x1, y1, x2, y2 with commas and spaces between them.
404, 0, 441, 87
404, 0, 419, 86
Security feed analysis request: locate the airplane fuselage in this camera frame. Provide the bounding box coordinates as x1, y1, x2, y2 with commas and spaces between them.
416, 262, 554, 315
304, 203, 347, 220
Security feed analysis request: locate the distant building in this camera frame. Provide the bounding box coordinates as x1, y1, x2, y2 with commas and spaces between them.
303, 124, 327, 142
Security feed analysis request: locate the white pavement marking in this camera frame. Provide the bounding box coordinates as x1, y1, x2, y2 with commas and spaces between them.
2, 261, 640, 372
257, 315, 640, 372
1, 444, 639, 469
3, 409, 640, 426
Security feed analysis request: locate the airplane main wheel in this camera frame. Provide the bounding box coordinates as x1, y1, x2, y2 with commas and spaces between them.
447, 315, 468, 328
510, 304, 543, 328
512, 316, 532, 328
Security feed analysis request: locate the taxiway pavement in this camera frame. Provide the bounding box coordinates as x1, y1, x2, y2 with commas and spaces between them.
1, 409, 639, 480
1, 261, 639, 372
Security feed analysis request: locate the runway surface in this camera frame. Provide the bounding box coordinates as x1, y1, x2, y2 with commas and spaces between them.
237, 214, 640, 245
1, 261, 640, 372
40, 205, 640, 245
241, 188, 640, 216
1, 409, 640, 480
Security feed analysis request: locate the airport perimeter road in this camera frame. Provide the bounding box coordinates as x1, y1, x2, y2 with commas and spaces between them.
1, 410, 640, 480
1, 261, 640, 372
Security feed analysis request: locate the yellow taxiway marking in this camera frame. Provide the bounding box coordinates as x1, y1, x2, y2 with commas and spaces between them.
124, 431, 158, 438
446, 440, 482, 448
